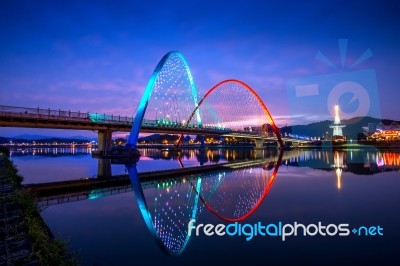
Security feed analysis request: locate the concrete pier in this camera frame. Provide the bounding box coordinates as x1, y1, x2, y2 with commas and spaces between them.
97, 158, 112, 178
97, 129, 113, 155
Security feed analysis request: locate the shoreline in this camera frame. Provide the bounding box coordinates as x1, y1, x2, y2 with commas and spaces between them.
0, 148, 78, 265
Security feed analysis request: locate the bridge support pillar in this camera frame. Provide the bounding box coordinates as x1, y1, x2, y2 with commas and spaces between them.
199, 150, 206, 166
289, 141, 298, 148
98, 129, 112, 155
98, 158, 111, 178
255, 139, 264, 149
254, 149, 264, 159
199, 135, 205, 149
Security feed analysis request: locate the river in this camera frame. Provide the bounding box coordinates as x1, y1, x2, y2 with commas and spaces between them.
9, 147, 400, 265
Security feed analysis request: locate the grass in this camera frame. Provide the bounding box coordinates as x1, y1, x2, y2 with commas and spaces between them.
1, 150, 79, 265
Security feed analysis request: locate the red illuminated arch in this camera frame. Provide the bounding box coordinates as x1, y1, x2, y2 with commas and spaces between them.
176, 79, 283, 147
191, 151, 283, 222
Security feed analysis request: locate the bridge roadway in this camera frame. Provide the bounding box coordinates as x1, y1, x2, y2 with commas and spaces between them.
0, 105, 267, 136
0, 105, 310, 152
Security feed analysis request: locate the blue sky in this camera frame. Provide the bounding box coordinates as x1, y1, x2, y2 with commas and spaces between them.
0, 0, 399, 137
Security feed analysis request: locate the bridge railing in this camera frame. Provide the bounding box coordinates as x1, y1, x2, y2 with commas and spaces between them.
87, 113, 133, 124
0, 105, 134, 125
140, 118, 268, 136
0, 105, 276, 137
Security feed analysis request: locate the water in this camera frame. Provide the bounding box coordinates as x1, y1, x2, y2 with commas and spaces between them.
9, 147, 400, 265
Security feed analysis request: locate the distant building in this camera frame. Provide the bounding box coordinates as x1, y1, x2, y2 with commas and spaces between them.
329, 104, 346, 141
376, 122, 400, 131
368, 122, 377, 133
369, 121, 400, 141
244, 126, 261, 132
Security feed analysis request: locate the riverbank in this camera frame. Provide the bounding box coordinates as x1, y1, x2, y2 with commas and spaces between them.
0, 149, 78, 265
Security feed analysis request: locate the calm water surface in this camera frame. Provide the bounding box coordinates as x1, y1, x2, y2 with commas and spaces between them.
9, 147, 400, 265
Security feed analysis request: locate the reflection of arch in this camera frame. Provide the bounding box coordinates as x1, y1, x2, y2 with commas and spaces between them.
126, 51, 201, 149
178, 79, 283, 148
194, 150, 283, 222
127, 165, 202, 256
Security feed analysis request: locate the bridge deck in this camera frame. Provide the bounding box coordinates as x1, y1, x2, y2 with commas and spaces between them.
0, 105, 271, 138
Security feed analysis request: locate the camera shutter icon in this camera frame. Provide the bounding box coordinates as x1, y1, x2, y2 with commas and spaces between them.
327, 81, 371, 120
286, 69, 380, 124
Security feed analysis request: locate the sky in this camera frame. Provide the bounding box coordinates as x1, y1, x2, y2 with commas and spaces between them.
0, 0, 399, 137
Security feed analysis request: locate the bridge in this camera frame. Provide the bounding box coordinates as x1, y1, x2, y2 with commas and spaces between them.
0, 51, 313, 154
0, 104, 310, 152
0, 104, 277, 137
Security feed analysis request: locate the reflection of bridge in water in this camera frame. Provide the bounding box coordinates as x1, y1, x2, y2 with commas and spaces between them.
26, 148, 400, 208
27, 155, 284, 255
25, 148, 400, 255
126, 151, 283, 255
27, 157, 282, 207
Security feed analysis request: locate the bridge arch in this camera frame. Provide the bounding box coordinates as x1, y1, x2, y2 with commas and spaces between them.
196, 151, 283, 222
181, 79, 283, 147
127, 51, 201, 149
127, 165, 202, 256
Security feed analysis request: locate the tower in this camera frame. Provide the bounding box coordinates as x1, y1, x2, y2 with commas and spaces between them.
329, 104, 346, 140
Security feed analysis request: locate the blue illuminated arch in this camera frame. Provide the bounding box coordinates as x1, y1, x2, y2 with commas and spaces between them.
126, 165, 202, 255
126, 51, 201, 149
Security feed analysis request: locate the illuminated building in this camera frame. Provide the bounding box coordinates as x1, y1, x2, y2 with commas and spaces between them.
369, 122, 400, 141
329, 104, 346, 141
371, 130, 400, 141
